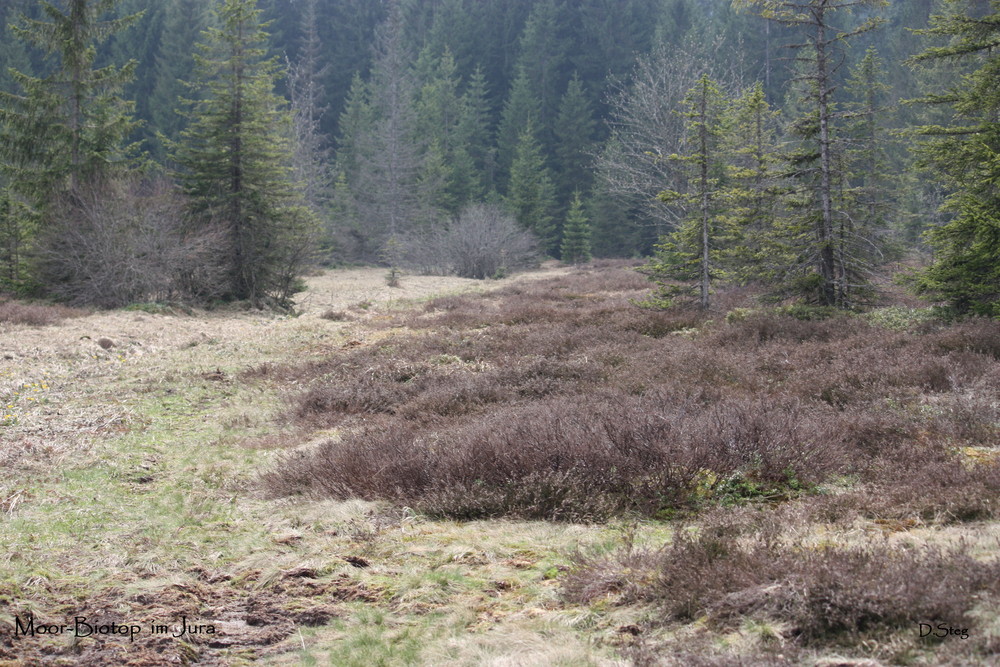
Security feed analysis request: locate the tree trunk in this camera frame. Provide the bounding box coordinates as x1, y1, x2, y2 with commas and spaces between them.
815, 5, 837, 307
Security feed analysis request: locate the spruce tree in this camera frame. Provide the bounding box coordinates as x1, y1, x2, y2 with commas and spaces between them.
171, 0, 315, 307
506, 125, 558, 254
0, 0, 141, 205
287, 0, 332, 216
351, 0, 431, 249
515, 0, 570, 144
147, 0, 211, 159
414, 46, 477, 213
0, 188, 32, 292
554, 72, 597, 207
496, 66, 541, 187
0, 0, 141, 290
334, 72, 373, 189
909, 0, 1000, 316
720, 82, 788, 287
734, 0, 888, 307
641, 74, 729, 309
457, 65, 494, 195
560, 191, 592, 265
0, 5, 33, 102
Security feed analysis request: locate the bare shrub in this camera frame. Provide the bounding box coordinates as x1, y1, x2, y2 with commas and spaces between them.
710, 311, 865, 347
319, 309, 354, 322
930, 318, 1000, 359
565, 517, 1000, 646
0, 300, 86, 327
399, 203, 539, 279
36, 176, 226, 308
846, 454, 1000, 524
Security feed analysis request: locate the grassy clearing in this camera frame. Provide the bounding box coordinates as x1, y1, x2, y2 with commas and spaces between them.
1, 264, 999, 665
0, 268, 632, 665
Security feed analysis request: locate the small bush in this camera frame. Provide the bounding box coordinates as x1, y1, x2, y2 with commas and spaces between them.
930, 318, 1000, 359
36, 175, 227, 308
319, 309, 354, 322
864, 305, 940, 331
0, 300, 86, 326
399, 203, 539, 279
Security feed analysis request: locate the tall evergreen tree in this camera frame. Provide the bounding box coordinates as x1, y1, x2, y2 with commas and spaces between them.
495, 65, 542, 187
352, 0, 431, 248
734, 0, 888, 307
0, 0, 141, 290
554, 72, 597, 206
0, 0, 141, 204
721, 81, 788, 286
0, 2, 34, 101
457, 65, 495, 194
909, 0, 1000, 316
334, 72, 372, 189
843, 46, 894, 276
287, 0, 332, 216
642, 74, 729, 309
515, 0, 570, 146
106, 0, 164, 147
148, 0, 211, 158
171, 0, 315, 306
414, 46, 477, 212
0, 188, 31, 292
507, 124, 558, 254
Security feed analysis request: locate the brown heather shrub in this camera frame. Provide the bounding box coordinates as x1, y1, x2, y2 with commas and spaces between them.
289, 341, 610, 427
709, 312, 866, 347
319, 309, 354, 321
929, 318, 1000, 359
256, 262, 1000, 524
853, 455, 1000, 524
0, 300, 86, 326
266, 393, 849, 520
565, 517, 1000, 646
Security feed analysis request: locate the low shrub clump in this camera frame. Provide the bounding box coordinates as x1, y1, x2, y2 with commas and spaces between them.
264, 394, 846, 520
564, 513, 1000, 662
0, 300, 86, 326
258, 262, 1000, 526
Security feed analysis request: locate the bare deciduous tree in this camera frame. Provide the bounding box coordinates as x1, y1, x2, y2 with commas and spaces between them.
596, 43, 712, 238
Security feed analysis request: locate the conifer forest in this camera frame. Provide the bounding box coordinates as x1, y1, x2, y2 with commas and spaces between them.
0, 0, 996, 313
3, 1, 1000, 666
